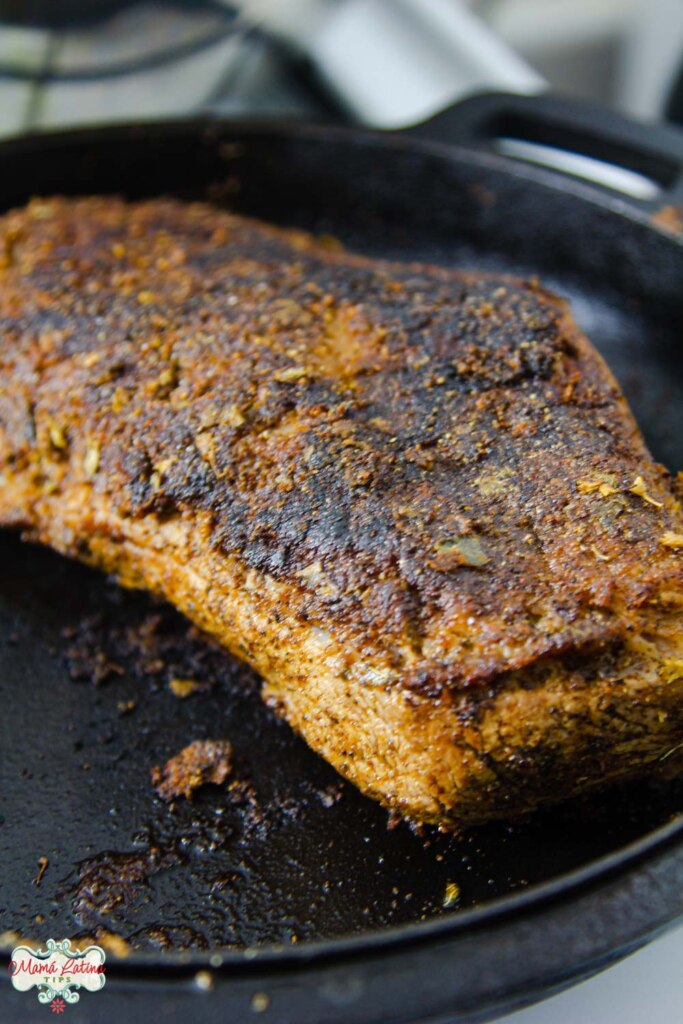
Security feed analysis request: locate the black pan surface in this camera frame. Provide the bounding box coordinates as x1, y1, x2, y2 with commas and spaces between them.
1, 119, 683, 1023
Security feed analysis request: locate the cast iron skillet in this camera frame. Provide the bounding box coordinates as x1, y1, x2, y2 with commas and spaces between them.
2, 95, 683, 1023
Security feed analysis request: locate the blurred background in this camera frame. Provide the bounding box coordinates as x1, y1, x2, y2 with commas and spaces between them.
0, 0, 682, 138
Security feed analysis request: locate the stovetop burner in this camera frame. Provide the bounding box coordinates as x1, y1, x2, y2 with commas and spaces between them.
0, 0, 330, 136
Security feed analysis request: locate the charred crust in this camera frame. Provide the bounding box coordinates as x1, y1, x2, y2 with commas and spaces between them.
1, 196, 681, 698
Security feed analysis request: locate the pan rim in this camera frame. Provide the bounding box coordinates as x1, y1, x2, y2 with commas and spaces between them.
0, 113, 677, 242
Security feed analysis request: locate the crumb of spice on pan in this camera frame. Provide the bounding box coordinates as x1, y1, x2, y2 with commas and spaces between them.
194, 970, 214, 992
650, 203, 683, 236
317, 782, 345, 807
33, 856, 48, 886
442, 881, 461, 908
151, 739, 233, 801
168, 677, 208, 699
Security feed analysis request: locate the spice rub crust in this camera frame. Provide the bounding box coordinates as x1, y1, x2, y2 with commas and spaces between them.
1, 196, 683, 825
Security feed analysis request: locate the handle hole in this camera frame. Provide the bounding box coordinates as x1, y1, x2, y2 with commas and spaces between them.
484, 111, 679, 201
495, 137, 661, 200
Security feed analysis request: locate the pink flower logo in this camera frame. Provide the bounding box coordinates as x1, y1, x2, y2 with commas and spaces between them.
50, 997, 66, 1014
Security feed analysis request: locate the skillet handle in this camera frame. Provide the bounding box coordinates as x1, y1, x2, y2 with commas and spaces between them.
408, 91, 683, 215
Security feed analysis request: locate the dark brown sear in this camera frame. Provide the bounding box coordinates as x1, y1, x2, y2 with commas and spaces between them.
1, 196, 683, 826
